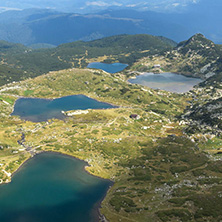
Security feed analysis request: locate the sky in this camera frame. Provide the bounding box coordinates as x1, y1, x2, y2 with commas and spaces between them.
0, 0, 202, 13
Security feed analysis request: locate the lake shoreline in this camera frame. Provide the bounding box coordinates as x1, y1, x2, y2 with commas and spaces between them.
1, 150, 114, 222
87, 62, 128, 74
127, 71, 203, 93
128, 70, 204, 80
11, 94, 118, 122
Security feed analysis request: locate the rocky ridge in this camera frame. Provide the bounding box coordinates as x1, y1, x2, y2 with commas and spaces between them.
130, 33, 222, 79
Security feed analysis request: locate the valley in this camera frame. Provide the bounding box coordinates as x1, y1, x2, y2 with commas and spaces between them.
0, 33, 222, 221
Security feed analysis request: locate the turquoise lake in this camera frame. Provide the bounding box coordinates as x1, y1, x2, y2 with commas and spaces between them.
128, 72, 202, 93
12, 95, 116, 122
87, 62, 128, 73
0, 152, 111, 222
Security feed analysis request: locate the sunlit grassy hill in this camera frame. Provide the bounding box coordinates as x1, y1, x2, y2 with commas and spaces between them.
0, 34, 174, 86
0, 67, 222, 221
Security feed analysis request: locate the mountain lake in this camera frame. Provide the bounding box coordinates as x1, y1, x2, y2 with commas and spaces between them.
128, 72, 203, 93
0, 152, 112, 222
11, 94, 116, 122
87, 62, 128, 73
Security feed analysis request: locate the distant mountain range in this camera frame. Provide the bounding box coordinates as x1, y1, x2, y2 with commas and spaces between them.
0, 8, 186, 46
0, 5, 221, 46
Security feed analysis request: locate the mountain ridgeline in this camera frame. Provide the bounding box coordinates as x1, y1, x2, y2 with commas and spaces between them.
175, 34, 222, 77
1, 33, 222, 87
0, 8, 184, 46
0, 8, 198, 46
131, 34, 222, 80
0, 6, 222, 46
0, 34, 175, 86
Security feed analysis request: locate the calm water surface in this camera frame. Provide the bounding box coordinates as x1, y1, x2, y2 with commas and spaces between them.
87, 62, 128, 73
0, 152, 111, 222
128, 72, 202, 93
12, 95, 116, 122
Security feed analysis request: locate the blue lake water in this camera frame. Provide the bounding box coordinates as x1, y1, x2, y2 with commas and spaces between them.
87, 62, 128, 73
12, 95, 116, 122
128, 72, 202, 93
0, 152, 111, 222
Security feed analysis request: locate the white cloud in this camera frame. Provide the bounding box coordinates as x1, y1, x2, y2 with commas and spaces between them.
0, 0, 202, 13
86, 1, 122, 7
172, 3, 180, 7
126, 2, 149, 8
113, 2, 123, 6
126, 4, 137, 8
0, 7, 21, 12
86, 1, 109, 7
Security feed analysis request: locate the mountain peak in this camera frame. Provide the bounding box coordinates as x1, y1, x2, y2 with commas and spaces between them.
187, 33, 211, 44
191, 33, 205, 39
176, 33, 216, 56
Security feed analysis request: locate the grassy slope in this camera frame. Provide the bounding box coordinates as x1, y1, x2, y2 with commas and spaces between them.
0, 34, 173, 86
126, 34, 222, 164
0, 68, 222, 221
